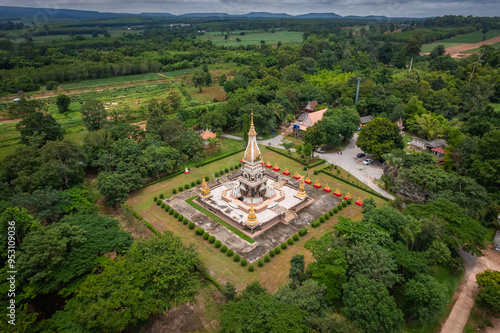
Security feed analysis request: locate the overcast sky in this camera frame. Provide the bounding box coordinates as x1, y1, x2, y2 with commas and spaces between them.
3, 0, 499, 18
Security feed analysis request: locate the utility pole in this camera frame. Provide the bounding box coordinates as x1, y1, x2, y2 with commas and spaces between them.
355, 77, 362, 106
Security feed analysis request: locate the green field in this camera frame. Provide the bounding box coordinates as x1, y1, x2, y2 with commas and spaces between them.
4, 28, 142, 44
421, 42, 462, 53
421, 29, 500, 53
199, 30, 303, 46
60, 72, 165, 90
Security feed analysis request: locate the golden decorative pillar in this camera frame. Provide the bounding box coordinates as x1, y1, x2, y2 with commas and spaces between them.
246, 200, 259, 227
200, 175, 211, 198
296, 175, 306, 198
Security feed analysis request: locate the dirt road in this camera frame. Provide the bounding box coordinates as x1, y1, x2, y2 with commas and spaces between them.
440, 245, 500, 333
445, 35, 500, 58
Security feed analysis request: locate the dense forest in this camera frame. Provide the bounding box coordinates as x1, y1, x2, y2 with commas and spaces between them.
0, 13, 499, 333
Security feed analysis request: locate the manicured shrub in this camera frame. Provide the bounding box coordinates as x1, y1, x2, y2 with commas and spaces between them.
342, 201, 347, 207
234, 164, 239, 169
174, 212, 179, 218
241, 259, 247, 266
226, 249, 234, 257
165, 204, 170, 210
298, 227, 307, 236
312, 220, 320, 228
281, 243, 287, 249
293, 234, 299, 241
314, 170, 319, 175
221, 245, 228, 253
319, 216, 325, 223
248, 265, 255, 272
159, 193, 164, 199
169, 208, 174, 215
156, 200, 161, 206
329, 210, 334, 216
324, 214, 330, 220
188, 222, 195, 229
172, 188, 177, 194
215, 172, 219, 177
347, 199, 352, 205
287, 238, 294, 245
195, 227, 204, 235
178, 186, 183, 192
191, 181, 196, 187
334, 207, 339, 213
269, 250, 275, 257
160, 202, 165, 209
208, 236, 215, 243
196, 179, 201, 184
184, 184, 189, 189
275, 247, 281, 254
183, 217, 188, 224
154, 196, 157, 202
225, 168, 229, 173
230, 166, 233, 171
257, 260, 264, 267
203, 232, 210, 240
337, 204, 343, 211
178, 215, 184, 221
233, 254, 240, 262
204, 176, 209, 181
264, 255, 270, 262
220, 169, 224, 175
303, 166, 308, 171
215, 240, 221, 248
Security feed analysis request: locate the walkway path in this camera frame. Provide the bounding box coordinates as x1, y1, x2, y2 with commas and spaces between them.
440, 246, 500, 333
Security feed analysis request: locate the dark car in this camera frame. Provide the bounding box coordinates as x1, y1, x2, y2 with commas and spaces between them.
356, 153, 366, 158
377, 159, 385, 166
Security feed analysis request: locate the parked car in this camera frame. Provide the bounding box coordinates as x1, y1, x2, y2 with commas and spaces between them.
377, 159, 385, 166
363, 159, 373, 165
356, 153, 366, 158
316, 148, 325, 153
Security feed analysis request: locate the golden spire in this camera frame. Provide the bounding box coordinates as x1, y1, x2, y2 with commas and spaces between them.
246, 200, 258, 226
306, 175, 311, 183
297, 175, 306, 198
248, 108, 257, 137
243, 109, 261, 163
200, 174, 211, 198
314, 179, 321, 187
324, 183, 331, 191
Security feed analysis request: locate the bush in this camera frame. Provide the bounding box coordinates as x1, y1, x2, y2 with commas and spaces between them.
191, 181, 196, 187
156, 200, 161, 206
196, 179, 201, 185
195, 227, 204, 235
230, 166, 233, 171
204, 176, 209, 181
324, 214, 330, 220
287, 238, 294, 245
160, 202, 165, 209
342, 201, 347, 207
178, 186, 184, 192
257, 260, 264, 267
178, 215, 183, 221
347, 199, 352, 205
165, 205, 170, 211
233, 254, 240, 262
312, 220, 320, 228
298, 227, 307, 236
189, 222, 195, 229
234, 164, 239, 169
203, 232, 210, 240
314, 170, 319, 175
337, 204, 343, 211
172, 188, 177, 194
275, 247, 281, 254
215, 240, 222, 248
159, 193, 164, 199
225, 168, 229, 173
248, 265, 255, 272
293, 234, 299, 241
329, 210, 334, 216
221, 245, 228, 253
281, 243, 287, 249
334, 207, 339, 214
319, 216, 325, 223
154, 196, 157, 202
174, 212, 179, 218
269, 250, 275, 257
182, 217, 188, 224
264, 255, 270, 262
208, 235, 216, 243
226, 249, 234, 257
241, 259, 247, 266
303, 166, 308, 171
184, 184, 189, 189
168, 208, 174, 215
220, 169, 224, 175
215, 172, 219, 177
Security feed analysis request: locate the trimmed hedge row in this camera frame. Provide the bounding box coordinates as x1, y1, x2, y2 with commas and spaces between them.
320, 169, 390, 201
194, 148, 245, 168
265, 146, 325, 169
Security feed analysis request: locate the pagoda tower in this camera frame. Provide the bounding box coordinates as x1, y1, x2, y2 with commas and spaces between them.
245, 200, 259, 229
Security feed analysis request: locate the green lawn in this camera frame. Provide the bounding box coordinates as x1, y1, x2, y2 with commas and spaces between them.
421, 42, 462, 53
199, 30, 303, 46
60, 72, 164, 90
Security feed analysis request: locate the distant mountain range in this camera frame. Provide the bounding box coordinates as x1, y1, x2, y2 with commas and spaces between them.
0, 6, 418, 21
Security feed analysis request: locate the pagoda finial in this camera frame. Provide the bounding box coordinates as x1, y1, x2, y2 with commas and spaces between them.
297, 175, 306, 198
200, 174, 211, 198
248, 109, 257, 137
246, 199, 258, 226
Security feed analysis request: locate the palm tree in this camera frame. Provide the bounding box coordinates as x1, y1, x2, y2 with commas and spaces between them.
415, 113, 443, 141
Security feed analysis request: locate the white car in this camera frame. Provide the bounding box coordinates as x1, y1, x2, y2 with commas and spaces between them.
363, 159, 373, 165
316, 148, 325, 153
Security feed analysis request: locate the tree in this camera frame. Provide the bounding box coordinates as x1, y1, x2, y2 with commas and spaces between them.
413, 113, 445, 140
178, 130, 204, 160
97, 171, 137, 206
311, 313, 361, 333
0, 207, 39, 256
289, 254, 306, 286
222, 282, 237, 301
429, 45, 445, 59
404, 273, 448, 322
343, 275, 404, 333
404, 33, 424, 72
16, 112, 63, 147
56, 94, 71, 113
302, 143, 313, 163
54, 233, 199, 332
282, 141, 294, 154
80, 98, 108, 131
475, 270, 500, 315
192, 70, 206, 93
142, 145, 180, 179
357, 117, 404, 159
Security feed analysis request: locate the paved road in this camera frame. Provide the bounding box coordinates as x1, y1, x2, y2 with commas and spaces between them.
223, 133, 394, 200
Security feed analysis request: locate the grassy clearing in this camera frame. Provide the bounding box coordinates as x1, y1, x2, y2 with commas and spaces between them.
186, 195, 255, 244
421, 42, 462, 53
60, 72, 164, 90
421, 29, 500, 53
199, 30, 303, 46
